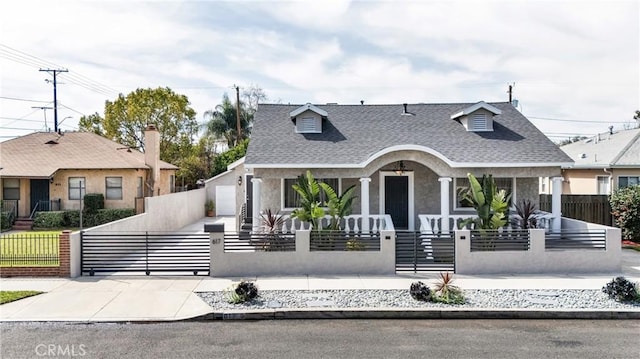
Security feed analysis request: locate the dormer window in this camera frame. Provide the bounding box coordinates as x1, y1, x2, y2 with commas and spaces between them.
450, 101, 501, 132
290, 103, 328, 134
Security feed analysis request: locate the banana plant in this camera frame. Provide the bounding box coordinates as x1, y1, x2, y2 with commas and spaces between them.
319, 183, 357, 231
290, 170, 325, 230
458, 173, 511, 230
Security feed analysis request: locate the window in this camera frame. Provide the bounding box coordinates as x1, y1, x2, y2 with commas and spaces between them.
169, 175, 175, 193
455, 177, 514, 210
283, 177, 339, 209
105, 177, 123, 200
69, 177, 86, 200
619, 176, 639, 189
597, 176, 610, 195
2, 178, 20, 200
136, 176, 143, 198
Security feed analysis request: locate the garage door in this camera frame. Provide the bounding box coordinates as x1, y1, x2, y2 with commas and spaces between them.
215, 185, 236, 215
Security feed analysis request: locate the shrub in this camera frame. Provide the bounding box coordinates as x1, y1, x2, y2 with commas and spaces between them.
410, 281, 431, 302
602, 276, 640, 303
226, 281, 258, 304
610, 185, 640, 241
33, 211, 66, 228
83, 193, 105, 214
1, 211, 14, 230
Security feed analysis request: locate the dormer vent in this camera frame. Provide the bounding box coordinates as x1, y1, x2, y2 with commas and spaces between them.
450, 101, 501, 132
290, 103, 328, 134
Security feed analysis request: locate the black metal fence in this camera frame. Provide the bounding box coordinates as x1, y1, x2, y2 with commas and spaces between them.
81, 232, 210, 275
396, 231, 455, 272
0, 233, 59, 267
310, 231, 381, 251
224, 232, 296, 252
470, 230, 530, 252
545, 230, 607, 250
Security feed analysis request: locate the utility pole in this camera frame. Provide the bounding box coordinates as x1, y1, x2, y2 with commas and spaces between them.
234, 84, 241, 146
32, 106, 53, 131
40, 68, 68, 132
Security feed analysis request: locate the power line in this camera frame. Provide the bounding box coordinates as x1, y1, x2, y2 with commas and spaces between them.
1, 43, 120, 97
0, 95, 50, 103
527, 115, 631, 124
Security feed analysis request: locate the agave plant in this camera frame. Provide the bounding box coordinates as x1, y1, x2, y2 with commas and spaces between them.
458, 173, 511, 230
290, 170, 325, 230
226, 280, 258, 304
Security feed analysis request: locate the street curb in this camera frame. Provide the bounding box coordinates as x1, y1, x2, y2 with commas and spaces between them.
194, 308, 640, 321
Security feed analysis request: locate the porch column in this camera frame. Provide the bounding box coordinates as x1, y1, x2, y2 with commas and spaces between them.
551, 177, 563, 232
360, 178, 371, 233
439, 177, 452, 233
251, 177, 262, 232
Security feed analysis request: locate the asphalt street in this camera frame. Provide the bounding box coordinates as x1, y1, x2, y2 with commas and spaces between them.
1, 319, 638, 359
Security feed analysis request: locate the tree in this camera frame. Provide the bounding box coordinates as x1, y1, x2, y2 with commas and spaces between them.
203, 93, 251, 147
79, 87, 198, 167
203, 86, 267, 148
211, 138, 249, 177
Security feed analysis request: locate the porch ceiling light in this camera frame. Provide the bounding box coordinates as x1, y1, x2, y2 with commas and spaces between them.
393, 161, 407, 175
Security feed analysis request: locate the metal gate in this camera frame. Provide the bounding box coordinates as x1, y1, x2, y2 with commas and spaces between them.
81, 232, 210, 276
395, 231, 455, 273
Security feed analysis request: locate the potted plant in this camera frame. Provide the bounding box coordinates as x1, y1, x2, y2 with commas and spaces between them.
205, 200, 215, 217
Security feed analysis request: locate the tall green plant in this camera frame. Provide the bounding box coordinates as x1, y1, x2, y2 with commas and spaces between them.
320, 183, 357, 230
458, 173, 511, 230
290, 171, 325, 230
610, 185, 640, 241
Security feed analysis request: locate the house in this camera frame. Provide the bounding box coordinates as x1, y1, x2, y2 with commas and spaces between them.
213, 101, 573, 232
0, 125, 177, 219
542, 128, 640, 195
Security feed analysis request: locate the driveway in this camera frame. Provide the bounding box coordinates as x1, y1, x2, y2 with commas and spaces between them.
621, 248, 640, 277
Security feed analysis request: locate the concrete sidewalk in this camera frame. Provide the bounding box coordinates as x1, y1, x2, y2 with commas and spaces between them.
2, 272, 639, 322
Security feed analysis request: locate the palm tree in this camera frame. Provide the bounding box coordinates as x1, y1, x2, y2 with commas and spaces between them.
203, 94, 251, 147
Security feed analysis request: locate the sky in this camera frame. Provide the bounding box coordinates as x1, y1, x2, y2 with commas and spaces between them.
1, 0, 638, 143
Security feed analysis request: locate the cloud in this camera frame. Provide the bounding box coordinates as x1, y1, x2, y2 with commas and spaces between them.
1, 0, 638, 141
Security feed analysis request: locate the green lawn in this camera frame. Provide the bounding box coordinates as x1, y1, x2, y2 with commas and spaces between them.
0, 290, 43, 304
0, 231, 60, 267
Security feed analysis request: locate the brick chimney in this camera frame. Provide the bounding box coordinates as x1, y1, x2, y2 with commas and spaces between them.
144, 124, 160, 196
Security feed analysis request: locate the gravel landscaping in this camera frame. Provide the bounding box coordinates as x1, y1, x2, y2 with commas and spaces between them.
196, 289, 640, 311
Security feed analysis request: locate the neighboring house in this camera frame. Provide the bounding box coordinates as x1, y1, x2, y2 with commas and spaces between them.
541, 128, 640, 195
211, 101, 573, 231
0, 125, 178, 218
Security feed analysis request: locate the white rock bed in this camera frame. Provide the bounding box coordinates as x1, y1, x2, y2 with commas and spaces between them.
196, 289, 640, 311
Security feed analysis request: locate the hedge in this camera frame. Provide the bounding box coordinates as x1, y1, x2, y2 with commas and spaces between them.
33, 208, 135, 229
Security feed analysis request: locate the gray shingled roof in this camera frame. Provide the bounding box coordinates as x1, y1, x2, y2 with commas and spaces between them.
560, 128, 640, 168
0, 132, 178, 177
245, 102, 572, 167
